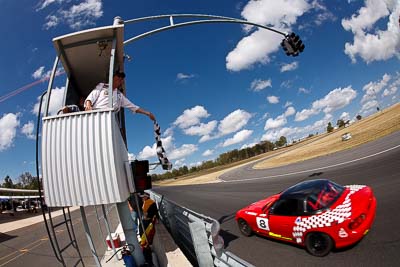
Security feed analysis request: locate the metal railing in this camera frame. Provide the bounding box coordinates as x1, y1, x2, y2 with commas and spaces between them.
149, 191, 254, 267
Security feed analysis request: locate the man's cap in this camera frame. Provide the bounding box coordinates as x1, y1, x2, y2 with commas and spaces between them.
114, 71, 126, 78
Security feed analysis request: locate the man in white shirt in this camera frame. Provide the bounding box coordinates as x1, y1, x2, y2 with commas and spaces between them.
84, 71, 155, 121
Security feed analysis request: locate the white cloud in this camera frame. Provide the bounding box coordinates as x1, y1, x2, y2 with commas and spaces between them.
32, 66, 62, 80
250, 79, 272, 91
138, 135, 174, 159
138, 135, 197, 161
185, 109, 252, 143
360, 100, 379, 113
138, 145, 155, 159
280, 61, 299, 72
36, 0, 63, 11
267, 95, 279, 104
226, 29, 283, 71
298, 87, 311, 94
226, 0, 311, 71
342, 0, 400, 63
44, 15, 60, 29
32, 66, 45, 79
169, 144, 198, 160
32, 87, 65, 116
164, 127, 174, 137
311, 0, 336, 26
262, 113, 333, 142
264, 115, 287, 130
262, 126, 297, 142
361, 73, 391, 102
177, 73, 195, 80
241, 0, 310, 29
218, 109, 252, 135
41, 0, 103, 30
382, 86, 398, 97
280, 80, 293, 88
241, 142, 257, 149
264, 106, 295, 130
21, 121, 35, 139
174, 105, 210, 129
340, 112, 350, 121
128, 153, 135, 161
284, 101, 293, 108
284, 106, 296, 117
199, 135, 212, 143
189, 161, 203, 168
222, 129, 253, 147
312, 86, 357, 113
0, 113, 20, 151
295, 108, 319, 121
202, 149, 214, 157
174, 159, 186, 168
295, 86, 357, 121
183, 121, 217, 136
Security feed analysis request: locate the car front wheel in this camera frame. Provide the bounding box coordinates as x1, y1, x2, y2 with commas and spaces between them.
237, 218, 252, 236
305, 232, 333, 257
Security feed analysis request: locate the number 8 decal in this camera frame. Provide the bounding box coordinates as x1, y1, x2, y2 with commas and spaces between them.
256, 217, 270, 230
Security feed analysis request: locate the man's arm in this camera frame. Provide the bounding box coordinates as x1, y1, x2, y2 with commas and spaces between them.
85, 83, 103, 111
136, 108, 156, 121
120, 94, 156, 121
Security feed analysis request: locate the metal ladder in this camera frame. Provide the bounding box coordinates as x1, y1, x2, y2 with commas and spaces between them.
42, 207, 85, 267
35, 91, 84, 266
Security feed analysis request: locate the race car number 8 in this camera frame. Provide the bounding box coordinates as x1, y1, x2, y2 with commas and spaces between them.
256, 217, 270, 230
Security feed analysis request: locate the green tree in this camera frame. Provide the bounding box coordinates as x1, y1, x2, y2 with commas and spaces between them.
18, 172, 39, 190
2, 175, 14, 188
327, 122, 334, 133
337, 119, 345, 128
275, 136, 287, 147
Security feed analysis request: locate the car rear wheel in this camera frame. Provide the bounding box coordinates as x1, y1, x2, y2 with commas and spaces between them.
237, 218, 252, 236
305, 232, 333, 257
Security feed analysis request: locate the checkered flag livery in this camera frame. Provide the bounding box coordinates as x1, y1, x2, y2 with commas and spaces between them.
292, 185, 365, 243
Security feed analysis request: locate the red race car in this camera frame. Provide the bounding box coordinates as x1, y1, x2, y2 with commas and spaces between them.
235, 179, 376, 256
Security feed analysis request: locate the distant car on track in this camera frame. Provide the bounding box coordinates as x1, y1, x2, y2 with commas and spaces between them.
342, 132, 352, 141
235, 179, 376, 256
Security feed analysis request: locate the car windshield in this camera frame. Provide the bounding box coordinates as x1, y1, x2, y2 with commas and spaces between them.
305, 181, 344, 212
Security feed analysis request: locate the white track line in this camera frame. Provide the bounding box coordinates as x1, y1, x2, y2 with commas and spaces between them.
223, 143, 400, 183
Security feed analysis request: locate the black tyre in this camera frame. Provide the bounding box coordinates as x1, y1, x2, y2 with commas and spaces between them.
237, 218, 252, 236
305, 232, 333, 257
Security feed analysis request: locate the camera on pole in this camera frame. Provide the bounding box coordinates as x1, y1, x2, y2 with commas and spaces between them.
281, 32, 305, 57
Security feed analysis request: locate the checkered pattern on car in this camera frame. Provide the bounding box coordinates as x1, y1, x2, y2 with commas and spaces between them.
292, 185, 365, 243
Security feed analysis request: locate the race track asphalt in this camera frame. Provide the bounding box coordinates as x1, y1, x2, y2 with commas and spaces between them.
153, 130, 400, 267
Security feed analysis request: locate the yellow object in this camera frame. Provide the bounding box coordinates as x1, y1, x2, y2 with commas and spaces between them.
140, 222, 155, 247
268, 232, 292, 241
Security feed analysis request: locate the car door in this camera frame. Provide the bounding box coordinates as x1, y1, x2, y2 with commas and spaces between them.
251, 200, 275, 235
267, 198, 301, 242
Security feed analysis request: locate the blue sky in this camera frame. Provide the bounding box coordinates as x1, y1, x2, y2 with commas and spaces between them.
0, 0, 399, 181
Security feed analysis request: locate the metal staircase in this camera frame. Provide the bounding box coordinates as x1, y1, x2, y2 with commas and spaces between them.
43, 207, 85, 266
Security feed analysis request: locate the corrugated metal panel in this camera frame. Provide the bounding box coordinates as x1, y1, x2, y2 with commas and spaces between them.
42, 109, 131, 207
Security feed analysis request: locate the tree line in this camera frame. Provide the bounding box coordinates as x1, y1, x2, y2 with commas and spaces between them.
1, 172, 39, 191
152, 137, 287, 181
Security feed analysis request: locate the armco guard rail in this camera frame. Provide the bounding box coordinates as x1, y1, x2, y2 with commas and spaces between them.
149, 191, 254, 267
